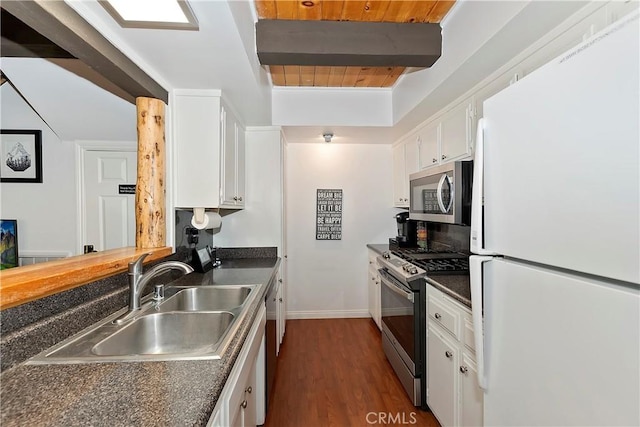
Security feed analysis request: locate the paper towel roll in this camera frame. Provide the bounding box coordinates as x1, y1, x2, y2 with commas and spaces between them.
191, 208, 222, 230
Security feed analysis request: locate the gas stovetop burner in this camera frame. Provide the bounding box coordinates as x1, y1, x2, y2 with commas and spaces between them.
413, 258, 469, 273
392, 249, 468, 261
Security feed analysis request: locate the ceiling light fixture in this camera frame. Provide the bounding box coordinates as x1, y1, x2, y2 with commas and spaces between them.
323, 133, 333, 143
100, 0, 198, 30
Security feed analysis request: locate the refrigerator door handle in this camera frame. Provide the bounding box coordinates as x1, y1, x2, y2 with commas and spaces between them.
470, 118, 494, 255
470, 255, 492, 390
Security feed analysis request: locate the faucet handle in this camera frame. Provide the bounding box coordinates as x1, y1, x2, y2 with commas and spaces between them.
129, 253, 150, 275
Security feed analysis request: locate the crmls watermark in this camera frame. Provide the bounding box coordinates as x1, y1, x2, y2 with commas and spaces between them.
365, 412, 418, 425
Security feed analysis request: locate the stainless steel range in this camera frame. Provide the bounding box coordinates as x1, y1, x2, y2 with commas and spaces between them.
377, 249, 469, 409
377, 250, 427, 407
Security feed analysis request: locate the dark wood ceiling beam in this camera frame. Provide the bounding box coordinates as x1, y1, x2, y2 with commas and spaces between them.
1, 1, 167, 104
1, 10, 75, 58
1, 36, 75, 58
256, 19, 442, 67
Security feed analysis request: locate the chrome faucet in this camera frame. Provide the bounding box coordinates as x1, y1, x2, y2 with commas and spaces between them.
115, 253, 194, 324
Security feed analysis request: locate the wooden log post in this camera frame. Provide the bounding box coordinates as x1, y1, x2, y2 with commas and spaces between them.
135, 97, 166, 248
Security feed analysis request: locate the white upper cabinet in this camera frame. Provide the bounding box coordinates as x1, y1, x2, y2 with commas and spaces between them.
418, 121, 439, 169
440, 100, 474, 163
173, 90, 245, 210
405, 136, 420, 176
393, 136, 419, 207
416, 99, 475, 172
392, 143, 408, 207
221, 103, 246, 208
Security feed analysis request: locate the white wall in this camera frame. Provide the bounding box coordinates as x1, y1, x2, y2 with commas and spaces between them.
285, 143, 398, 318
213, 128, 283, 252
0, 85, 76, 257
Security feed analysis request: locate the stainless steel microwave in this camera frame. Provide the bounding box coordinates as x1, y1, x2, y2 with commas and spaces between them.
408, 161, 473, 225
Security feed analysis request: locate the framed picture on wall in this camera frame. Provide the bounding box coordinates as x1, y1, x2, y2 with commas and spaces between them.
0, 129, 42, 183
0, 219, 18, 269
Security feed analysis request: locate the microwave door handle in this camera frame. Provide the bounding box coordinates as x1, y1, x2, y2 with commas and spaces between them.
381, 276, 414, 303
436, 174, 448, 213
445, 175, 454, 213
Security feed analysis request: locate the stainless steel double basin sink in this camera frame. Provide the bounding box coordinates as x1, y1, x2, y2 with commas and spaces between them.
28, 285, 259, 364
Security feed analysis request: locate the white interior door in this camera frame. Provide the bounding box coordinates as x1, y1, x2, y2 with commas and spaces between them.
83, 150, 137, 251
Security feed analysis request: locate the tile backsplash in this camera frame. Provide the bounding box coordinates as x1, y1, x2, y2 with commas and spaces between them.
425, 222, 471, 254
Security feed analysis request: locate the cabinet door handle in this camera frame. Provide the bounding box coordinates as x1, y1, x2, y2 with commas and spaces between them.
445, 351, 453, 359
241, 400, 248, 409
238, 196, 243, 202
278, 278, 283, 283
460, 366, 468, 374
435, 313, 442, 319
442, 154, 447, 160
246, 386, 252, 394
432, 158, 437, 163
279, 297, 283, 302
233, 196, 238, 201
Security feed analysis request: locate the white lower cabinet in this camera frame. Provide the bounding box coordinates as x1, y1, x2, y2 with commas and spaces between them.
427, 285, 483, 427
428, 324, 458, 427
367, 249, 381, 330
276, 274, 286, 353
208, 303, 266, 427
460, 354, 483, 427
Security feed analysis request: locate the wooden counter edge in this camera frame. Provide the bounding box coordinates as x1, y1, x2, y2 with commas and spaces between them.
0, 247, 173, 310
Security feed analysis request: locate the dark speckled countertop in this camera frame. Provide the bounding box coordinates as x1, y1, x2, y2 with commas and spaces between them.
426, 275, 471, 308
366, 243, 389, 255
0, 258, 280, 427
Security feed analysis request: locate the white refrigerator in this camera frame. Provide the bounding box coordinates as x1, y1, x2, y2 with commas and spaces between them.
470, 10, 640, 426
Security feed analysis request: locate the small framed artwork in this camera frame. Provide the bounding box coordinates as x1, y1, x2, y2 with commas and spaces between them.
1, 130, 42, 183
0, 219, 19, 269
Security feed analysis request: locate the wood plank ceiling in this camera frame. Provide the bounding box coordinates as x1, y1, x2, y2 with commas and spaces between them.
254, 0, 455, 87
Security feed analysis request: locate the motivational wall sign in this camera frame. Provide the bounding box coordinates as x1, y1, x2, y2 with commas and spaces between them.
316, 189, 342, 240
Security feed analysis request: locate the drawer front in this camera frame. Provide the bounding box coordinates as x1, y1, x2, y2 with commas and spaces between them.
428, 297, 459, 340
368, 250, 380, 268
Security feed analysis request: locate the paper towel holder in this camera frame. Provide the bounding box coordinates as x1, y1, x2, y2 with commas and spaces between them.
191, 208, 222, 230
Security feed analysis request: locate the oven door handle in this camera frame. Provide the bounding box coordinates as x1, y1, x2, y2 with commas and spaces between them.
380, 276, 414, 303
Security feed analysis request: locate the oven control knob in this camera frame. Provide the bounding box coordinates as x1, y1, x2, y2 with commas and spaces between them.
382, 252, 391, 259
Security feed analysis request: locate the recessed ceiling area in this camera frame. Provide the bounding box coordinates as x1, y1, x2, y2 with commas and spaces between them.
3, 0, 592, 144
254, 0, 456, 87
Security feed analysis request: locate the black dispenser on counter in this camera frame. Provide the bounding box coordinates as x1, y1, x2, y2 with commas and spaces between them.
191, 245, 220, 273
389, 211, 418, 248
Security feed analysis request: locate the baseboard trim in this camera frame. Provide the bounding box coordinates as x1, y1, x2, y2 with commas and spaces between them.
286, 309, 370, 320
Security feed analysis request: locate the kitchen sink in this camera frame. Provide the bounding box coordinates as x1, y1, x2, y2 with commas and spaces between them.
159, 286, 253, 312
27, 284, 261, 364
92, 312, 235, 356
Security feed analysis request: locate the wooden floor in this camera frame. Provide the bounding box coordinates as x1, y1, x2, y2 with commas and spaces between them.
264, 318, 440, 427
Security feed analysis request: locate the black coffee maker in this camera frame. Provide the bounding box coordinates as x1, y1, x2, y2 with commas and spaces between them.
392, 211, 417, 248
